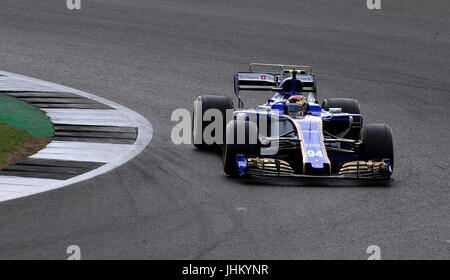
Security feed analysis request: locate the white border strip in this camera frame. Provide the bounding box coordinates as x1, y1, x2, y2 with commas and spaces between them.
0, 71, 153, 202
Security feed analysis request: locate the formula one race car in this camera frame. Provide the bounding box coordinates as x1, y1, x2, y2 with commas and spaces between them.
192, 63, 394, 179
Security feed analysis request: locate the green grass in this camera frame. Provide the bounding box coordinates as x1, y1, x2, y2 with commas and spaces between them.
0, 94, 54, 137
0, 122, 33, 164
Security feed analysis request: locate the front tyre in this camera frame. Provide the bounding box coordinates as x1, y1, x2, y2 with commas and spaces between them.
361, 124, 394, 169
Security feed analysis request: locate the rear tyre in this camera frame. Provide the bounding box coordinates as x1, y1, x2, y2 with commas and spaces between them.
322, 98, 361, 140
192, 95, 234, 149
223, 120, 259, 176
361, 124, 394, 169
322, 98, 361, 114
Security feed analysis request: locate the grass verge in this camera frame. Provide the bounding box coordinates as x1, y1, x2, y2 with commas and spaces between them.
0, 122, 51, 169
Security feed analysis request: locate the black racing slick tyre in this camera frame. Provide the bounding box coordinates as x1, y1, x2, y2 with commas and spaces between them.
192, 95, 234, 150
322, 98, 361, 140
361, 124, 394, 169
322, 98, 361, 114
223, 120, 259, 176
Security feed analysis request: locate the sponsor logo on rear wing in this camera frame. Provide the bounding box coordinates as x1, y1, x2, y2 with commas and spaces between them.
236, 73, 276, 83
234, 72, 277, 92
296, 75, 314, 83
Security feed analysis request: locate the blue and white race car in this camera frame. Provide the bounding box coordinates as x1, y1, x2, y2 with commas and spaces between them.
193, 63, 393, 179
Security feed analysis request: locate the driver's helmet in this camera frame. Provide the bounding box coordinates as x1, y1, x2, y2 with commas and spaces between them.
286, 95, 307, 115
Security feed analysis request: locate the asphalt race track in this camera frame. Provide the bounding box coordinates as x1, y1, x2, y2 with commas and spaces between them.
0, 0, 449, 259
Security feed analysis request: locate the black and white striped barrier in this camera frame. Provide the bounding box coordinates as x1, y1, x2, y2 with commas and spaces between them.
0, 71, 152, 202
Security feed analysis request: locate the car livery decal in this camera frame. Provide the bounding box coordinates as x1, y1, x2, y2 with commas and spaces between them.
288, 115, 331, 174
236, 73, 276, 83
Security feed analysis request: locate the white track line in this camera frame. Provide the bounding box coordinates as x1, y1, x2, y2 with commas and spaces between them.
0, 71, 153, 203
43, 109, 134, 126
30, 142, 133, 162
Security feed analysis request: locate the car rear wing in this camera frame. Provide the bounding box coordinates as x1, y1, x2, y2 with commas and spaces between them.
234, 63, 316, 108
249, 63, 312, 75
234, 72, 278, 108
249, 63, 316, 92
234, 72, 277, 91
